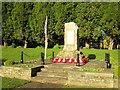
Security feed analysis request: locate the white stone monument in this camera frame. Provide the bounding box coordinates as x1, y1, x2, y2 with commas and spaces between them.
57, 22, 79, 58
63, 22, 78, 51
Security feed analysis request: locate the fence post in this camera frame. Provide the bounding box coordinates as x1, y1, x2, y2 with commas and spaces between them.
76, 54, 80, 66
105, 53, 111, 68
41, 52, 45, 65
20, 51, 23, 63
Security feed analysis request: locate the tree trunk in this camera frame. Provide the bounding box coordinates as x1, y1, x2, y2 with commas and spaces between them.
100, 40, 104, 49
4, 41, 8, 47
24, 40, 28, 48
102, 41, 104, 49
108, 37, 114, 50
85, 39, 89, 49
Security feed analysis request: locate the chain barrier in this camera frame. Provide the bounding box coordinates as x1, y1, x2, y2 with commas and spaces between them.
23, 52, 40, 59
19, 51, 42, 64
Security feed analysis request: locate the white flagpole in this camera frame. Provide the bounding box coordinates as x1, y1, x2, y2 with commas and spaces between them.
44, 16, 48, 59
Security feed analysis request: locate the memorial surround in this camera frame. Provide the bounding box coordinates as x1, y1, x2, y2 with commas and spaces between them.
52, 22, 88, 64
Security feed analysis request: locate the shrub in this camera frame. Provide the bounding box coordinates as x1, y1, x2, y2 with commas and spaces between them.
47, 56, 51, 60
53, 44, 59, 49
16, 46, 23, 48
9, 43, 16, 48
36, 46, 44, 48
4, 60, 15, 66
59, 45, 64, 49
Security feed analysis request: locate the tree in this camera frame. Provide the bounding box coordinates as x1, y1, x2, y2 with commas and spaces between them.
99, 2, 119, 50
29, 2, 47, 46
2, 2, 14, 47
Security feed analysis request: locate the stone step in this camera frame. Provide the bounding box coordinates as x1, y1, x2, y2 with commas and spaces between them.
37, 71, 68, 79
43, 64, 75, 69
41, 68, 71, 73
31, 76, 68, 85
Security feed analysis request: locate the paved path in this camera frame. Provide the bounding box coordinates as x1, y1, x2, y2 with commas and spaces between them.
14, 61, 118, 89
16, 81, 65, 88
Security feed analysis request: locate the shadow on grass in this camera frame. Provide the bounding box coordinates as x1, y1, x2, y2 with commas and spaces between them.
0, 59, 7, 65
87, 54, 96, 60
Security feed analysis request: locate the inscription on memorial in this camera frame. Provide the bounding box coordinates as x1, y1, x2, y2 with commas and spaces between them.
64, 22, 78, 51
67, 31, 74, 44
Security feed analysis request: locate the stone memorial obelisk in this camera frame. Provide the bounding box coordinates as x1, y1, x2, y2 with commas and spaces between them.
57, 22, 79, 58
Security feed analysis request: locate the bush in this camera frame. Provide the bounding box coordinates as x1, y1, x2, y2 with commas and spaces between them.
53, 44, 59, 49
9, 43, 16, 48
47, 56, 51, 60
16, 46, 23, 48
4, 60, 15, 66
53, 44, 63, 50
36, 46, 44, 49
59, 45, 64, 49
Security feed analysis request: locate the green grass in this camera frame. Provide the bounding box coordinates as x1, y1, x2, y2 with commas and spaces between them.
1, 46, 119, 77
1, 47, 43, 62
1, 47, 119, 64
81, 48, 119, 65
1, 77, 30, 89
1, 46, 62, 63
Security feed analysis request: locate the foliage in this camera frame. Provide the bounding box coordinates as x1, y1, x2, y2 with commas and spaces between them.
16, 46, 23, 48
113, 65, 119, 78
53, 44, 59, 49
2, 77, 30, 89
4, 60, 15, 66
2, 2, 120, 49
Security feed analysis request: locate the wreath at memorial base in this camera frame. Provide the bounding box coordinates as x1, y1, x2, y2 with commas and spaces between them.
51, 57, 89, 65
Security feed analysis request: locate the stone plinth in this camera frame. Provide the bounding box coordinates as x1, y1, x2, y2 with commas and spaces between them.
56, 50, 79, 58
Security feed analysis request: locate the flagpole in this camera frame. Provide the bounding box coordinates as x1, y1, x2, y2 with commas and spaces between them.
44, 16, 48, 59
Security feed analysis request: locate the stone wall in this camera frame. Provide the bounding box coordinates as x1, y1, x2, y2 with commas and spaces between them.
0, 66, 114, 88
0, 66, 43, 80
0, 66, 31, 80
68, 71, 114, 88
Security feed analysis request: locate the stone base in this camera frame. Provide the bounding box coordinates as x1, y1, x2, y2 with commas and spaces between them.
0, 65, 44, 80
31, 63, 114, 88
56, 50, 79, 58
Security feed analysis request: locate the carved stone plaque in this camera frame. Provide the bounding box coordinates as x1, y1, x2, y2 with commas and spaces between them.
63, 22, 78, 51
67, 31, 74, 44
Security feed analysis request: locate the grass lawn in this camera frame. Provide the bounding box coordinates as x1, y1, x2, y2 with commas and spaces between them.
0, 46, 120, 88
1, 46, 62, 63
81, 48, 119, 65
1, 46, 119, 77
1, 46, 119, 64
1, 77, 30, 90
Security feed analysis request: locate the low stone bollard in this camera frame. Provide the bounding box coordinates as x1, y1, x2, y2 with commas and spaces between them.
41, 52, 45, 65
105, 53, 111, 68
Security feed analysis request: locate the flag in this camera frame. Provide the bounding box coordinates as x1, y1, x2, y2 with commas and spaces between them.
44, 16, 48, 59
44, 16, 47, 35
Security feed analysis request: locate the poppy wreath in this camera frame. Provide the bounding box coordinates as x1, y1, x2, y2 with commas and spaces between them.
51, 57, 89, 64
